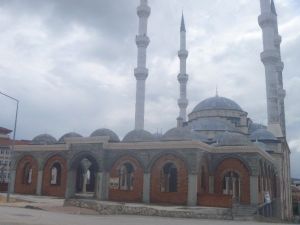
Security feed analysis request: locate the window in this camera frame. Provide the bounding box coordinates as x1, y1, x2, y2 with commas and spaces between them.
222, 171, 240, 200
23, 163, 32, 184
160, 163, 178, 192
119, 163, 134, 191
50, 162, 61, 185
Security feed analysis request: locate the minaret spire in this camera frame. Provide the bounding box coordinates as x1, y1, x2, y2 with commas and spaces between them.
177, 13, 189, 127
134, 0, 151, 130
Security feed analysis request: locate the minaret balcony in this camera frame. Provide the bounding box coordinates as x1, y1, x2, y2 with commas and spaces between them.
136, 35, 150, 47
178, 50, 188, 58
177, 73, 188, 82
258, 13, 277, 28
178, 99, 188, 108
261, 50, 280, 64
134, 67, 148, 80
137, 5, 151, 17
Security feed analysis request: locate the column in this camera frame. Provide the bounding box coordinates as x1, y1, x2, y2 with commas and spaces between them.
8, 170, 16, 194
250, 176, 259, 205
95, 172, 101, 200
65, 170, 75, 199
36, 170, 43, 195
100, 171, 109, 200
187, 174, 198, 206
209, 176, 214, 193
143, 173, 150, 203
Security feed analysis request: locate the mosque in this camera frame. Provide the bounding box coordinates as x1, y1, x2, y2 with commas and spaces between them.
11, 0, 292, 220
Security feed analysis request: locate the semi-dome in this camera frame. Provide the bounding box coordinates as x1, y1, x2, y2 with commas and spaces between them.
191, 131, 209, 142
250, 129, 277, 142
192, 96, 243, 112
216, 132, 251, 146
190, 117, 238, 132
162, 127, 193, 141
123, 129, 155, 142
58, 132, 82, 144
249, 123, 267, 134
254, 141, 267, 151
90, 128, 120, 142
32, 134, 57, 145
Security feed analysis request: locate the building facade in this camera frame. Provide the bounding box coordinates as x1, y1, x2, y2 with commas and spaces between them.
10, 0, 292, 221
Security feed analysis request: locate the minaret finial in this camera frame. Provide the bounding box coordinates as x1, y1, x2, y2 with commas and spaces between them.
181, 12, 186, 32
216, 86, 219, 97
177, 13, 189, 126
271, 0, 277, 16
134, 0, 151, 130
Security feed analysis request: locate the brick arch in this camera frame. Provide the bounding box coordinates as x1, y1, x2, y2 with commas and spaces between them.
15, 155, 38, 195
146, 151, 189, 173
150, 154, 188, 205
109, 155, 144, 202
42, 155, 67, 197
215, 158, 250, 204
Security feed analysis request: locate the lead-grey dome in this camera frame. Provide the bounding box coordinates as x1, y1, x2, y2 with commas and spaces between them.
193, 96, 243, 112
216, 132, 251, 146
123, 129, 155, 142
162, 127, 193, 141
190, 118, 238, 132
254, 141, 267, 151
32, 134, 57, 145
58, 132, 82, 143
90, 128, 120, 142
249, 123, 267, 134
250, 129, 277, 142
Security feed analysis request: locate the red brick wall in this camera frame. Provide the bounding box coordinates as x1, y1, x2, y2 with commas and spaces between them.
109, 156, 144, 202
198, 193, 233, 208
150, 154, 188, 205
42, 155, 67, 197
15, 155, 38, 195
215, 158, 250, 204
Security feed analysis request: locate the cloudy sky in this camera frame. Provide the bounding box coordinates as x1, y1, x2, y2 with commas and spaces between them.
0, 0, 299, 176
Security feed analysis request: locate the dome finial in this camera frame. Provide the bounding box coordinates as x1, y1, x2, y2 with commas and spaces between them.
216, 85, 219, 97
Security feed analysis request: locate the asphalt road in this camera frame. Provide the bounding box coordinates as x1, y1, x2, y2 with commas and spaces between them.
0, 206, 290, 225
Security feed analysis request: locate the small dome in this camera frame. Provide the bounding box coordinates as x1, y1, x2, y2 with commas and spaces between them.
192, 96, 243, 112
191, 131, 209, 142
190, 118, 238, 132
254, 141, 267, 151
250, 129, 277, 142
58, 132, 82, 143
32, 134, 57, 145
249, 123, 267, 133
123, 129, 155, 142
216, 132, 251, 146
90, 128, 120, 142
162, 127, 193, 141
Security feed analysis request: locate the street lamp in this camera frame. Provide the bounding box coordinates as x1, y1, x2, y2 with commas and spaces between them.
0, 91, 19, 202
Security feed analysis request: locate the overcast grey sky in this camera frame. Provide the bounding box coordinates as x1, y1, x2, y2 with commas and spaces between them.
0, 0, 299, 176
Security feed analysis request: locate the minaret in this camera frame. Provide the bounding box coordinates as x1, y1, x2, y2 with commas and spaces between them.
271, 0, 286, 136
134, 0, 151, 130
177, 14, 189, 127
258, 0, 282, 136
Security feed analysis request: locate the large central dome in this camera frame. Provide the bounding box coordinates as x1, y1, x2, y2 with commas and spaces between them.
192, 96, 243, 112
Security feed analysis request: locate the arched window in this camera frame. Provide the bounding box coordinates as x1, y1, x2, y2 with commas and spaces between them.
222, 171, 240, 201
119, 163, 134, 191
50, 162, 61, 185
160, 163, 177, 193
23, 163, 32, 184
